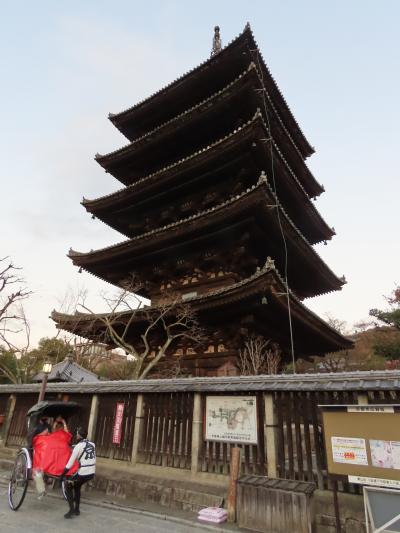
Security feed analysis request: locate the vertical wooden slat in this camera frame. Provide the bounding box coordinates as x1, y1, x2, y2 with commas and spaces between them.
310, 391, 325, 489
186, 393, 193, 468
180, 394, 188, 468
301, 393, 314, 483
174, 393, 182, 468
285, 393, 294, 479
275, 391, 285, 478
293, 392, 304, 480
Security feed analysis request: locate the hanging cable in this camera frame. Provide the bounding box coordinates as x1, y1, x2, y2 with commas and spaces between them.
252, 48, 296, 373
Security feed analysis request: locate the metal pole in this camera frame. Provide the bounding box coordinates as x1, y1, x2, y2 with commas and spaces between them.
38, 373, 48, 402
332, 478, 342, 533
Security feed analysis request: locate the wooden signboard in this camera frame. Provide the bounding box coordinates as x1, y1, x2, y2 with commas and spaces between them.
321, 405, 400, 488
205, 395, 258, 444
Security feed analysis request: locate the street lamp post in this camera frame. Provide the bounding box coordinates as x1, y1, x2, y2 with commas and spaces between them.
38, 362, 53, 402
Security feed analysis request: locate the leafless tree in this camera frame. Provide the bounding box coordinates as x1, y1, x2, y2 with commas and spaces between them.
238, 336, 281, 375
0, 258, 31, 347
0, 258, 35, 383
324, 313, 348, 335
65, 277, 205, 379
315, 351, 350, 373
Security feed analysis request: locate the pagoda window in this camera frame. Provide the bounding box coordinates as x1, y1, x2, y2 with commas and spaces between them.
205, 345, 215, 353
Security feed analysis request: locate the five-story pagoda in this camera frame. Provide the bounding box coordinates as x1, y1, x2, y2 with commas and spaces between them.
52, 24, 352, 376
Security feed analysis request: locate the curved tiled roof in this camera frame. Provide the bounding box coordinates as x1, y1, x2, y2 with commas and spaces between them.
69, 175, 344, 298
3, 370, 400, 394
97, 61, 305, 165
51, 260, 352, 352
86, 111, 323, 222
97, 63, 258, 163
32, 358, 99, 383
97, 91, 322, 197
109, 24, 313, 157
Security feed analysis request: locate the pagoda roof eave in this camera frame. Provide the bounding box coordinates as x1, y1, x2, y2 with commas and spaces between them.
51, 263, 352, 355
69, 177, 345, 298
97, 96, 322, 196
109, 24, 314, 158
86, 112, 324, 222
85, 112, 263, 210
97, 62, 306, 168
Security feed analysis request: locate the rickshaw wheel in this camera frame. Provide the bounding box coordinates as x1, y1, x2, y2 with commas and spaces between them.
61, 479, 68, 500
8, 450, 29, 511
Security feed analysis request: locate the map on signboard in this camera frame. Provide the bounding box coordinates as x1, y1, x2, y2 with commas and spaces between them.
331, 436, 368, 466
370, 440, 400, 470
205, 396, 258, 444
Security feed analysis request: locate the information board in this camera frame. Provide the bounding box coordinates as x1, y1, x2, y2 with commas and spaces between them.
205, 395, 258, 444
321, 405, 400, 487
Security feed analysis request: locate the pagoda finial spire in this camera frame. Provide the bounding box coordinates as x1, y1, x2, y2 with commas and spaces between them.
211, 26, 222, 57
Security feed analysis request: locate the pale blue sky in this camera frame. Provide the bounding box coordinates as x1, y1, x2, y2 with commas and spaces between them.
1, 1, 399, 346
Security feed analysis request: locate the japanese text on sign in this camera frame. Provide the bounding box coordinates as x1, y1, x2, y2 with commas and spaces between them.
112, 402, 125, 445
205, 396, 258, 444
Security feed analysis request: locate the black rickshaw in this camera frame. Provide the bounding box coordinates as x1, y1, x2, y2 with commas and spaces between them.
8, 400, 80, 510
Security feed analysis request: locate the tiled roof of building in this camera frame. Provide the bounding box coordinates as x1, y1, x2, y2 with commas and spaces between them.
32, 358, 100, 383
2, 370, 400, 394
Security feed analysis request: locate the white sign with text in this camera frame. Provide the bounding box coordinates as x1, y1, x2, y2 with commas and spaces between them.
205, 395, 258, 444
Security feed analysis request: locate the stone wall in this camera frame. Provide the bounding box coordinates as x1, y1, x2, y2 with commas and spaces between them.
314, 490, 366, 533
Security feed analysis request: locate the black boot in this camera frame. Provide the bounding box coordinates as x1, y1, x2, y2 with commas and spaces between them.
64, 509, 75, 519
74, 507, 80, 516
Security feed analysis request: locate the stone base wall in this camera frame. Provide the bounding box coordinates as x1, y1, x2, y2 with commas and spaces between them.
315, 490, 366, 533
88, 464, 367, 532
88, 467, 225, 513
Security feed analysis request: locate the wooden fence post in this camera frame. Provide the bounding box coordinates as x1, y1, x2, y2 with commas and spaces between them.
131, 393, 144, 466
191, 392, 202, 475
0, 394, 16, 447
87, 394, 99, 441
357, 393, 368, 405
227, 446, 242, 522
264, 392, 278, 478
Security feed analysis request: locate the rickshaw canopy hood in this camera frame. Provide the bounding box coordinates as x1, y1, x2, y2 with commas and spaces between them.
27, 401, 81, 419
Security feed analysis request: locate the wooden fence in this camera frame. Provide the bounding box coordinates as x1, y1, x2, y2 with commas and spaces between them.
1, 372, 400, 494
95, 393, 137, 461
138, 392, 193, 469
6, 394, 37, 447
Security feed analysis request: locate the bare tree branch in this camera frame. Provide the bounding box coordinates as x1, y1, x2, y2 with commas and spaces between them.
238, 336, 281, 375
61, 279, 205, 379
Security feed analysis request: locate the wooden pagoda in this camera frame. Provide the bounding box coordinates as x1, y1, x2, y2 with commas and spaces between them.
52, 24, 352, 376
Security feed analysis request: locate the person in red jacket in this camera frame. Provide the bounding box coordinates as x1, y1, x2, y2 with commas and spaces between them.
32, 417, 78, 499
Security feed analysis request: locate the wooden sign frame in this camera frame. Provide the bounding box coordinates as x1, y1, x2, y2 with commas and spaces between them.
204, 395, 258, 444
320, 405, 400, 487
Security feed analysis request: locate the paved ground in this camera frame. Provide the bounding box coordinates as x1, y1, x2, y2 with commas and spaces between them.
0, 484, 213, 533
